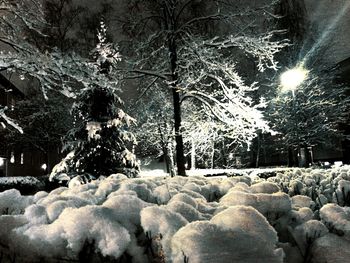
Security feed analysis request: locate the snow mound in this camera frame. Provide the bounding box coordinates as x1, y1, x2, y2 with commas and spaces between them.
166, 201, 210, 222
21, 206, 131, 259
172, 206, 284, 263
320, 203, 350, 239
103, 194, 153, 231
291, 195, 315, 210
292, 220, 328, 255
140, 206, 188, 260
311, 233, 350, 263
220, 189, 291, 216
24, 204, 48, 224
0, 189, 33, 215
251, 181, 280, 194
2, 167, 350, 262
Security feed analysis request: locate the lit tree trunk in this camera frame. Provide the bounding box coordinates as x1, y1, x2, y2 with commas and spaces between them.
298, 145, 310, 168
191, 138, 196, 170
166, 141, 176, 177
210, 135, 216, 169
158, 123, 176, 176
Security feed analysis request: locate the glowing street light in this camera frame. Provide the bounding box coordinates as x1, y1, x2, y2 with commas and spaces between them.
280, 66, 309, 95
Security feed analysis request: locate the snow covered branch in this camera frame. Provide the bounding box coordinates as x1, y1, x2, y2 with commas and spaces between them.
0, 107, 23, 134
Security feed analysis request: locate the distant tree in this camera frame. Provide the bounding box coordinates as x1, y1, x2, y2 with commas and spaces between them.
42, 0, 86, 52
130, 85, 176, 176
269, 69, 350, 167
120, 0, 288, 175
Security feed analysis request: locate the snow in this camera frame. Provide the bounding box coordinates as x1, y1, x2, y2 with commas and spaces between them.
140, 206, 188, 261
220, 187, 291, 216
0, 189, 33, 215
311, 233, 350, 263
86, 121, 102, 140
172, 206, 284, 263
166, 201, 211, 222
251, 181, 280, 194
0, 165, 350, 262
0, 176, 42, 186
103, 194, 153, 230
291, 195, 315, 210
0, 108, 24, 134
24, 204, 48, 224
21, 206, 131, 259
320, 203, 350, 239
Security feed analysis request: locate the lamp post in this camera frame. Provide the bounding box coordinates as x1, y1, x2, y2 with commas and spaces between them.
280, 65, 309, 167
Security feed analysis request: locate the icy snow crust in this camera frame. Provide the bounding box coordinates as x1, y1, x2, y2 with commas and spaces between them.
0, 166, 350, 262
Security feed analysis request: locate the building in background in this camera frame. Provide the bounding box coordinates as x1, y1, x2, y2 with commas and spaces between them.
0, 74, 62, 177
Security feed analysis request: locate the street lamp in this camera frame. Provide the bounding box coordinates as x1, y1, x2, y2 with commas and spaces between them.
280, 66, 309, 96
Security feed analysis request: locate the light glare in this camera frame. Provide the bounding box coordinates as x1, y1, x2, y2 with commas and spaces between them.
280, 67, 309, 91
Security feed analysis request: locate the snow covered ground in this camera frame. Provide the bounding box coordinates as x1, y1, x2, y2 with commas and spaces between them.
140, 167, 295, 178
0, 166, 350, 262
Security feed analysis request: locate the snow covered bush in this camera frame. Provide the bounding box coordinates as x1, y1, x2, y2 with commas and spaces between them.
0, 189, 33, 215
219, 183, 291, 219
320, 203, 350, 239
0, 177, 46, 195
268, 165, 350, 209
172, 206, 284, 263
2, 166, 350, 262
310, 233, 350, 263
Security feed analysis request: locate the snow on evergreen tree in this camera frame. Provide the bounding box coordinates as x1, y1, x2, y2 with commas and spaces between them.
50, 20, 139, 181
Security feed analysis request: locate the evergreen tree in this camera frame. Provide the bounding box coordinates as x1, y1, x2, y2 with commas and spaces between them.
61, 85, 138, 178
50, 20, 139, 181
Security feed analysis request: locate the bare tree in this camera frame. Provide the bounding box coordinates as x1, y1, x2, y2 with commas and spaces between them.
119, 0, 288, 175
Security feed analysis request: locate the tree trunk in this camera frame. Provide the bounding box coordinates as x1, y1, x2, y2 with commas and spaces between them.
298, 145, 310, 168
191, 138, 196, 170
165, 4, 186, 176
158, 123, 176, 176
262, 134, 267, 165
255, 133, 261, 168
172, 87, 186, 176
221, 141, 227, 168
288, 146, 297, 167
166, 142, 176, 177
210, 137, 215, 169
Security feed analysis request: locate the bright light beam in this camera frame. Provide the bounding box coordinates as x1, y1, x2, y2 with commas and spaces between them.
301, 1, 350, 66
280, 66, 309, 92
